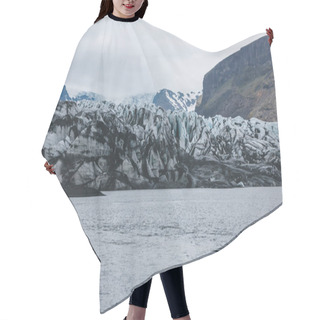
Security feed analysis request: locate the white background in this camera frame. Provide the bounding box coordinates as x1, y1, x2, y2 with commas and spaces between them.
1, 0, 319, 319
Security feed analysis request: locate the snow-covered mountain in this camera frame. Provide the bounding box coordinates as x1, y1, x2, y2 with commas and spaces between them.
60, 85, 201, 112
153, 89, 202, 112
59, 85, 106, 102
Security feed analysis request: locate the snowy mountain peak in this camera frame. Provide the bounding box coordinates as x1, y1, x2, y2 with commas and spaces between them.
153, 88, 202, 112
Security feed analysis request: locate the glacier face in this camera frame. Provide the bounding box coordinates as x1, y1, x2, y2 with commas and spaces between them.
41, 98, 281, 196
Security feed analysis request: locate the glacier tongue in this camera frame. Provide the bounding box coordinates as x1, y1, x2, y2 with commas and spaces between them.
41, 100, 281, 196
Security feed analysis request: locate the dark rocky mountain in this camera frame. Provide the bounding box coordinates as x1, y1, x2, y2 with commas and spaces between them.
196, 36, 277, 122
59, 85, 72, 101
